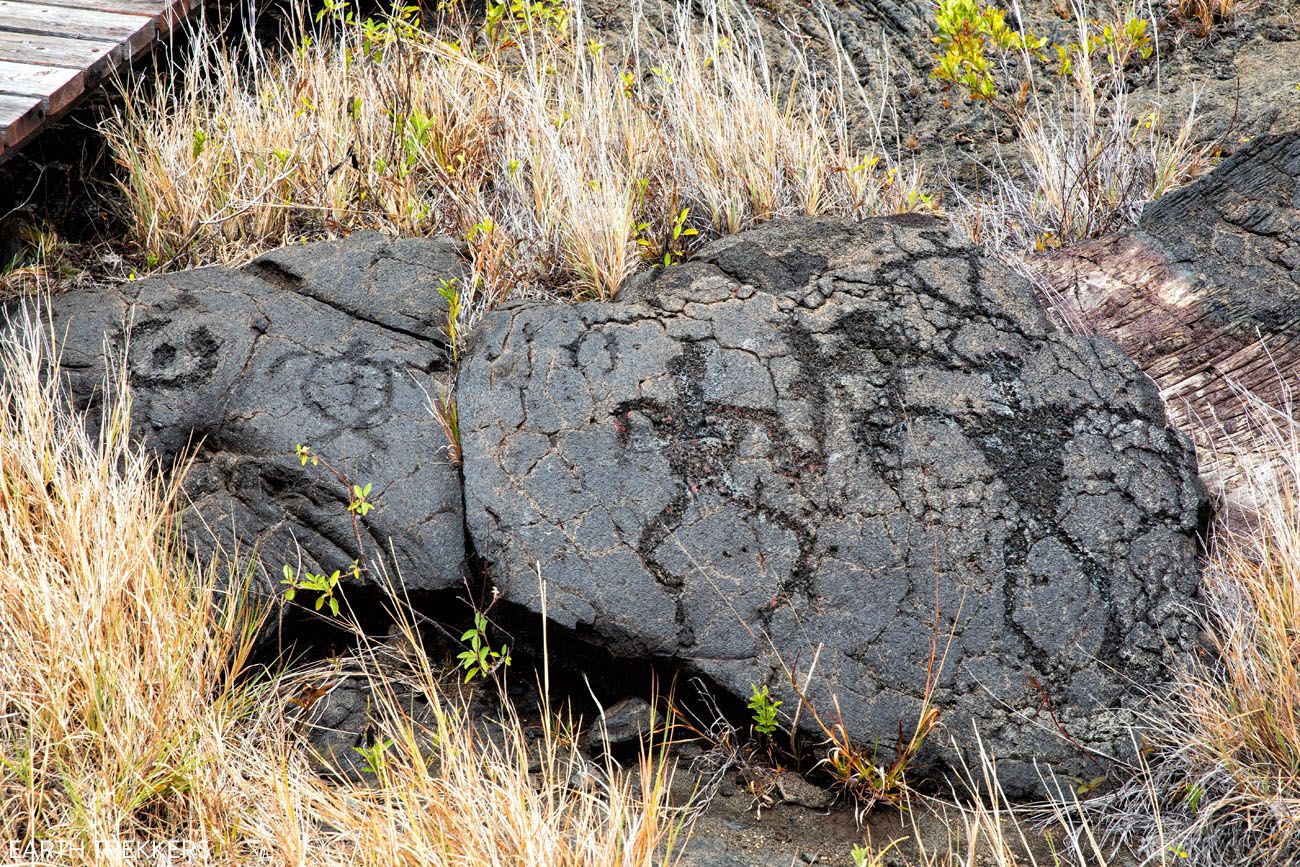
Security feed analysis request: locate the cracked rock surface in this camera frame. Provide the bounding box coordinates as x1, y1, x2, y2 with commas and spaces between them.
24, 231, 467, 596
458, 214, 1206, 793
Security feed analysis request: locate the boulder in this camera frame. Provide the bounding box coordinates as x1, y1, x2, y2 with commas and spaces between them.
586, 696, 659, 754
25, 231, 467, 599
1037, 131, 1300, 512
457, 214, 1206, 793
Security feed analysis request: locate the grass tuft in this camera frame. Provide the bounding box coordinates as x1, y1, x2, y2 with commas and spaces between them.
104, 0, 926, 310
0, 306, 688, 864
1169, 0, 1254, 37
939, 0, 1212, 258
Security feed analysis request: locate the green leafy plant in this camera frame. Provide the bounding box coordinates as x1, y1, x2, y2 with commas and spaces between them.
931, 0, 1046, 102
484, 0, 568, 42
294, 443, 377, 558
848, 840, 902, 867
348, 482, 374, 517
315, 0, 351, 23
281, 563, 349, 617
280, 445, 382, 614
930, 1, 1206, 255
400, 110, 435, 178
353, 736, 395, 775
662, 207, 698, 266
458, 612, 511, 682
468, 215, 497, 241
747, 684, 781, 737
437, 277, 462, 365
1185, 781, 1206, 814
932, 0, 1151, 109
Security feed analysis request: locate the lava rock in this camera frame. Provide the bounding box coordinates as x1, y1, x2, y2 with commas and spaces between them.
775, 772, 834, 811
1139, 132, 1300, 326
301, 680, 382, 783
457, 214, 1206, 794
586, 696, 658, 754
21, 231, 467, 599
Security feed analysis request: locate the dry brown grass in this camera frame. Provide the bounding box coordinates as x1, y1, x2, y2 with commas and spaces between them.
0, 306, 686, 865
843, 736, 1186, 867
0, 305, 262, 852
0, 226, 87, 298
104, 0, 926, 319
1169, 0, 1254, 36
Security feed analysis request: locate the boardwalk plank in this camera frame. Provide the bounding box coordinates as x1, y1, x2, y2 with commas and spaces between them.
0, 59, 82, 106
27, 0, 189, 31
0, 92, 43, 147
31, 0, 169, 14
0, 30, 119, 68
0, 0, 199, 159
0, 2, 156, 42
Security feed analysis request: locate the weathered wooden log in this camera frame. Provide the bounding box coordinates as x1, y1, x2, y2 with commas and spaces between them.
1036, 131, 1300, 515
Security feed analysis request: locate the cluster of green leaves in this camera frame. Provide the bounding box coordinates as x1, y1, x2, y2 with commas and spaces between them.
1059, 14, 1152, 74
931, 0, 1047, 101
282, 443, 378, 619
348, 483, 374, 517
484, 0, 568, 42
437, 277, 462, 364
458, 612, 511, 682
391, 110, 435, 180
632, 192, 700, 267
932, 0, 1152, 106
353, 736, 396, 776
280, 562, 360, 617
747, 684, 782, 737
662, 208, 698, 267
317, 0, 421, 59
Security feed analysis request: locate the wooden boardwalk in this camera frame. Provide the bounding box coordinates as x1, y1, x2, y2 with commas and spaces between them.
0, 0, 199, 160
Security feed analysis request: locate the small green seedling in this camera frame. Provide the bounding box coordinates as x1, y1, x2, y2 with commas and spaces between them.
1076, 774, 1106, 796
353, 737, 395, 775
850, 839, 902, 867
438, 277, 462, 364
349, 483, 374, 517
1185, 782, 1205, 814
663, 207, 697, 266
748, 684, 782, 737
281, 564, 345, 617
458, 612, 511, 682
468, 215, 497, 241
